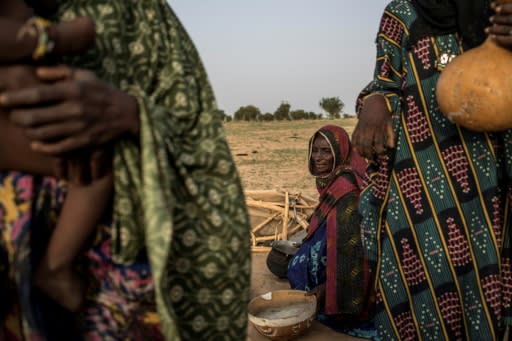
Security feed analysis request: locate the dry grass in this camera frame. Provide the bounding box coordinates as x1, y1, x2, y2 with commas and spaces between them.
224, 118, 358, 198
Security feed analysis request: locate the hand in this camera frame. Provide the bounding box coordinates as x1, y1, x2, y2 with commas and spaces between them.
352, 94, 395, 159
0, 65, 39, 92
306, 284, 326, 313
0, 65, 139, 156
488, 2, 512, 49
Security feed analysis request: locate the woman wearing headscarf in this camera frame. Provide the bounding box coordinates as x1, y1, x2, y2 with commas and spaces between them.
352, 0, 512, 339
287, 125, 376, 339
0, 0, 251, 340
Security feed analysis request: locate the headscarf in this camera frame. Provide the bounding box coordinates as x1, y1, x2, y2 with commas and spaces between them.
306, 125, 369, 316
409, 0, 490, 49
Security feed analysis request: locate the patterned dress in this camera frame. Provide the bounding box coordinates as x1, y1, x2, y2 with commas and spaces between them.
0, 1, 251, 340
358, 1, 512, 340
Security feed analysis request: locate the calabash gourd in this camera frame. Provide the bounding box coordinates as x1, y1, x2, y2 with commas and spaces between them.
436, 0, 512, 132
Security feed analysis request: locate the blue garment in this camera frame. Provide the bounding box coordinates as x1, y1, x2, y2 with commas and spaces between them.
287, 222, 378, 340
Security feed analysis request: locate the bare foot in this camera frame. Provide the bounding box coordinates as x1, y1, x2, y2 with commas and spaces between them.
35, 266, 85, 312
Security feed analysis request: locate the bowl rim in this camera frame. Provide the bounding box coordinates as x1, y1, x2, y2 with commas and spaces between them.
248, 290, 317, 328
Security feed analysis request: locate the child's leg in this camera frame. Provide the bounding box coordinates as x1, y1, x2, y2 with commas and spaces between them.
36, 171, 112, 311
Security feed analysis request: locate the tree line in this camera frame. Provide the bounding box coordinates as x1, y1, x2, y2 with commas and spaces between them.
222, 97, 348, 122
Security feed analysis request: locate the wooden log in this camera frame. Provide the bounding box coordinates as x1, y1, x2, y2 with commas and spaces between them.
288, 223, 303, 236
252, 246, 272, 253
255, 235, 281, 242
294, 215, 309, 229
245, 190, 285, 203
298, 193, 318, 204
282, 191, 289, 240
292, 205, 317, 209
251, 212, 280, 234
246, 199, 284, 212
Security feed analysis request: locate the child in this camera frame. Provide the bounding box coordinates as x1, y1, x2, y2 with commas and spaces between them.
0, 0, 112, 312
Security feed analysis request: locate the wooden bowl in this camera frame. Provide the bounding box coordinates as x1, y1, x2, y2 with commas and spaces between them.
248, 290, 316, 341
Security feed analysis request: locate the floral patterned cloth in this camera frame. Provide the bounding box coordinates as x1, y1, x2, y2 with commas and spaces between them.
0, 1, 251, 340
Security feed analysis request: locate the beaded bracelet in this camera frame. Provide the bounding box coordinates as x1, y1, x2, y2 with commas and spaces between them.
16, 17, 55, 60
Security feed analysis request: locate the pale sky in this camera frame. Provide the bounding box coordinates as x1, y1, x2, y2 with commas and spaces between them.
170, 1, 389, 115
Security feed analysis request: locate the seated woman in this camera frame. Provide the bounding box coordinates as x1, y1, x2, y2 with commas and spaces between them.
287, 124, 376, 340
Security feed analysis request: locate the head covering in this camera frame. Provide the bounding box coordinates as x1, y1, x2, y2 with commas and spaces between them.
306, 125, 367, 238
409, 0, 490, 49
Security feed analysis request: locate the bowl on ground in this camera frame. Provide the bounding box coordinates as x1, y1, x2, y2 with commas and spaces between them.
266, 240, 300, 279
248, 289, 316, 341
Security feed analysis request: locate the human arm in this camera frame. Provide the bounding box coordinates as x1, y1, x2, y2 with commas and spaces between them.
1, 67, 139, 154
0, 16, 95, 64
352, 4, 406, 159
0, 65, 58, 175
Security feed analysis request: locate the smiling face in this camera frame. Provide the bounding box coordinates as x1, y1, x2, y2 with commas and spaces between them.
311, 135, 334, 176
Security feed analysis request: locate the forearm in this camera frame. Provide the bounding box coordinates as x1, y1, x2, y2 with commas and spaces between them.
0, 114, 55, 175
110, 88, 140, 139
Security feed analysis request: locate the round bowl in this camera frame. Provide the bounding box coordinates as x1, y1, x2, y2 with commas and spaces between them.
266, 241, 300, 279
248, 290, 316, 341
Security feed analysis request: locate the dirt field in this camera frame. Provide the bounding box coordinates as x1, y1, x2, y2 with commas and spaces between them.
224, 118, 358, 198
225, 118, 365, 341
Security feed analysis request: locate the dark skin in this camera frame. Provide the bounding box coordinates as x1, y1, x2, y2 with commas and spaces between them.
0, 0, 139, 175
0, 0, 100, 178
353, 2, 512, 159
0, 0, 139, 311
311, 135, 334, 176
2, 66, 140, 156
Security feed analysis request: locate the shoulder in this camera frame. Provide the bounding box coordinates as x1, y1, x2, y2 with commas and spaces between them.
380, 0, 418, 36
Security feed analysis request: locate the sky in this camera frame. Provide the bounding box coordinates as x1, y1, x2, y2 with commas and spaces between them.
170, 1, 390, 116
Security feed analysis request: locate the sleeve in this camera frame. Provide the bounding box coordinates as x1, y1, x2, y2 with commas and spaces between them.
356, 3, 409, 117
332, 191, 371, 318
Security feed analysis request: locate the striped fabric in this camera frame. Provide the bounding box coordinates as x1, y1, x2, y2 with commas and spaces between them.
357, 1, 512, 340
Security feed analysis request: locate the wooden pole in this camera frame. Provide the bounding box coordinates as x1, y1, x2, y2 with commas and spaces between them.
288, 223, 303, 236
251, 212, 280, 234
246, 200, 284, 212
252, 246, 272, 253
282, 191, 289, 240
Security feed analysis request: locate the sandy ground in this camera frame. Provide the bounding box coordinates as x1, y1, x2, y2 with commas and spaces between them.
247, 252, 365, 341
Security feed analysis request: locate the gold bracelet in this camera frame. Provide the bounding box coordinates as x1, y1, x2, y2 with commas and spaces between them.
16, 17, 55, 60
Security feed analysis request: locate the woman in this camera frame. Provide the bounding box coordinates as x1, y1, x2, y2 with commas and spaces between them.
287, 125, 376, 339
0, 0, 251, 340
352, 1, 512, 339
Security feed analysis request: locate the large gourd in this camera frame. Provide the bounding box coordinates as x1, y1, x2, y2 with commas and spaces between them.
436, 0, 512, 132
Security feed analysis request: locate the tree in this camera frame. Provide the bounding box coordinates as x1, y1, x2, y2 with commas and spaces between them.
306, 111, 321, 120
290, 109, 306, 120
216, 109, 228, 122
273, 101, 291, 121
319, 97, 344, 119
233, 105, 261, 121
261, 113, 274, 121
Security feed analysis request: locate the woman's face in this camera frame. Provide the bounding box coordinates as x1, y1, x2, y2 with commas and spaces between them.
311, 135, 334, 176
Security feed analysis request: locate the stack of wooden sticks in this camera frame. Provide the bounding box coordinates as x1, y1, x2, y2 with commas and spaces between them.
245, 188, 317, 252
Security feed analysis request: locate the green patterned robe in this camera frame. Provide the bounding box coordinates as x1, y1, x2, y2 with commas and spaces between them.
1, 0, 251, 340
